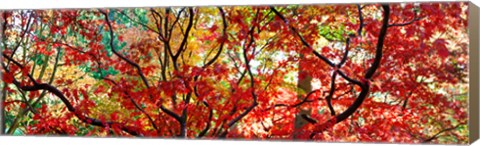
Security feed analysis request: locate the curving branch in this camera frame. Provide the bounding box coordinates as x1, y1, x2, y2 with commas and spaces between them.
98, 9, 151, 90
339, 38, 351, 68
168, 8, 186, 37
218, 14, 260, 137
389, 17, 423, 27
422, 123, 465, 143
326, 38, 351, 116
5, 48, 62, 135
149, 9, 166, 41
269, 89, 322, 110
356, 5, 364, 36
364, 5, 389, 79
101, 78, 159, 132
388, 9, 424, 27
196, 100, 213, 138
2, 55, 141, 136
6, 11, 33, 68
336, 70, 362, 85
310, 4, 390, 137
271, 4, 389, 138
172, 8, 194, 70
163, 8, 175, 60
203, 7, 228, 68
270, 7, 335, 67
194, 7, 228, 138
98, 9, 183, 129
326, 72, 337, 116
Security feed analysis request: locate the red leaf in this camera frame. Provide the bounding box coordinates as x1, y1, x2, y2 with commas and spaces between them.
321, 46, 331, 54
209, 25, 219, 32
3, 73, 14, 84
111, 112, 119, 121
433, 39, 449, 58
80, 89, 89, 100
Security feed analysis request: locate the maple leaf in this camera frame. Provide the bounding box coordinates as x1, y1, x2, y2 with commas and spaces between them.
434, 39, 450, 58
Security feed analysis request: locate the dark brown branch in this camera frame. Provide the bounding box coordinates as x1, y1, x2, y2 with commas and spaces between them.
270, 7, 335, 67
264, 89, 322, 113
6, 12, 33, 68
324, 38, 352, 116
301, 114, 317, 124
3, 54, 38, 84
270, 8, 367, 126
99, 10, 150, 90
163, 8, 175, 59
388, 9, 424, 27
168, 8, 186, 36
173, 8, 192, 59
310, 4, 390, 137
364, 5, 390, 79
4, 47, 62, 134
334, 85, 354, 100
1, 59, 141, 136
203, 7, 228, 68
149, 9, 166, 41
389, 17, 423, 27
422, 123, 465, 143
172, 9, 195, 137
187, 7, 228, 138
326, 72, 337, 116
339, 38, 351, 67
219, 18, 259, 137
101, 78, 159, 132
356, 5, 364, 36
98, 9, 182, 126
178, 91, 193, 137
337, 70, 362, 85
197, 101, 213, 138
402, 91, 413, 110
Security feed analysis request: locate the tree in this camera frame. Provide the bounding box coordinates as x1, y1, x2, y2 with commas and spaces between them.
1, 2, 469, 144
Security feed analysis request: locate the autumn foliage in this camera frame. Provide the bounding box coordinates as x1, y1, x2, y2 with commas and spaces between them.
0, 2, 470, 144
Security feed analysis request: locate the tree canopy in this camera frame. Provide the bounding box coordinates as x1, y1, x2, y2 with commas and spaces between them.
0, 2, 470, 144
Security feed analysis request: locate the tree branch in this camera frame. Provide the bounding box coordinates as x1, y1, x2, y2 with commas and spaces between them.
218, 17, 259, 137
356, 5, 364, 36
98, 9, 151, 90
268, 89, 322, 110
2, 57, 142, 136
270, 7, 335, 67
101, 78, 159, 133
149, 9, 166, 41
168, 8, 186, 37
173, 8, 193, 62
364, 5, 390, 79
115, 10, 159, 34
203, 7, 228, 68
310, 4, 390, 137
326, 72, 337, 116
98, 9, 182, 130
339, 38, 351, 67
197, 101, 213, 138
6, 12, 33, 68
422, 123, 465, 143
388, 10, 424, 27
